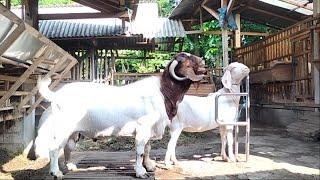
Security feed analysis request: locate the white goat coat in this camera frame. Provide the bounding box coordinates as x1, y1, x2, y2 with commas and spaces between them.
36, 76, 169, 149
172, 88, 239, 133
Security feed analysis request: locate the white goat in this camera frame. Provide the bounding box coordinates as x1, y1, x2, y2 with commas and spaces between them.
35, 52, 205, 179
164, 62, 250, 166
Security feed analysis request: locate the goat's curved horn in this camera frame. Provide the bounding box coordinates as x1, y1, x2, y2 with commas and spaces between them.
169, 60, 188, 81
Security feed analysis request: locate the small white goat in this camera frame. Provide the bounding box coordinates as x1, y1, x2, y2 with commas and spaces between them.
35, 52, 205, 179
164, 62, 250, 166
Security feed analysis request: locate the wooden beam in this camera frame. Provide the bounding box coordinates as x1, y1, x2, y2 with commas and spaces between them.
18, 55, 68, 109
227, 0, 236, 16
39, 11, 126, 20
26, 60, 77, 115
221, 0, 229, 67
74, 0, 111, 13
0, 91, 30, 96
0, 49, 46, 108
241, 32, 268, 36
278, 0, 313, 11
313, 0, 320, 107
235, 13, 241, 48
202, 5, 219, 20
0, 75, 36, 83
95, 0, 122, 10
22, 0, 39, 29
247, 6, 298, 23
0, 56, 50, 73
0, 22, 25, 56
5, 0, 11, 9
0, 3, 21, 24
185, 30, 268, 36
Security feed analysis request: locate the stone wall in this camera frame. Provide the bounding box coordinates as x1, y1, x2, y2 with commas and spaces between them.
251, 105, 320, 140
0, 110, 35, 154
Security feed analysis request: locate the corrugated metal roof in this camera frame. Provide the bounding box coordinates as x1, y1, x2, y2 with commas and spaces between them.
39, 19, 126, 39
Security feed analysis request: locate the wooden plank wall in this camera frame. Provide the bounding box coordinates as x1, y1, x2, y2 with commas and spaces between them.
234, 16, 320, 106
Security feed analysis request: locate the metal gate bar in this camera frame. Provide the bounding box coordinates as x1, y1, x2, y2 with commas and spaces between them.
214, 76, 250, 162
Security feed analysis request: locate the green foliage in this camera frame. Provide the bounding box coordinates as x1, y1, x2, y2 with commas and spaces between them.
9, 0, 73, 6
182, 19, 276, 68
115, 51, 171, 73
182, 20, 223, 68
157, 0, 175, 17
241, 20, 277, 45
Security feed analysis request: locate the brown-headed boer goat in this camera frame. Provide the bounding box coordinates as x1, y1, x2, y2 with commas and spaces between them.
35, 52, 205, 179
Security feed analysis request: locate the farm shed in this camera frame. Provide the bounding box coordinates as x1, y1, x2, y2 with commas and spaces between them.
170, 0, 319, 138
37, 2, 186, 84
0, 4, 77, 153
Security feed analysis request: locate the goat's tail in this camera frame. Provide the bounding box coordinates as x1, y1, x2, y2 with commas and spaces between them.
38, 77, 55, 102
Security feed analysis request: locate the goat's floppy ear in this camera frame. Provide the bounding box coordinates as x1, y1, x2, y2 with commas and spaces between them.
221, 69, 232, 89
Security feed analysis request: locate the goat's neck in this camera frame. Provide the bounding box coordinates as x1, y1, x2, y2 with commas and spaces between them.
223, 84, 241, 106
160, 71, 192, 121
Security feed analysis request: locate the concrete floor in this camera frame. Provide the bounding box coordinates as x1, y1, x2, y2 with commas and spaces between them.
0, 125, 319, 179
64, 126, 320, 179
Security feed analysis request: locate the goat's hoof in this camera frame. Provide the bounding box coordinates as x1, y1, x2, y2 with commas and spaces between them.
136, 170, 150, 179
50, 170, 64, 179
136, 172, 151, 179
135, 166, 149, 178
172, 159, 180, 166
228, 156, 236, 163
222, 155, 229, 162
66, 162, 78, 171
144, 160, 156, 172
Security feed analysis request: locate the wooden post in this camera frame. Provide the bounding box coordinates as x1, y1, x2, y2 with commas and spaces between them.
235, 13, 241, 48
22, 0, 39, 29
90, 48, 95, 81
313, 0, 320, 109
5, 0, 11, 9
221, 0, 229, 67
110, 50, 115, 85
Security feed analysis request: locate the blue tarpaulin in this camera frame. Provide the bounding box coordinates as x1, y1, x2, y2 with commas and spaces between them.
218, 7, 238, 30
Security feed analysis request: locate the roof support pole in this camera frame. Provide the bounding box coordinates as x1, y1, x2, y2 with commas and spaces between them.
234, 13, 241, 48
5, 0, 11, 9
313, 0, 320, 110
22, 0, 39, 29
221, 0, 229, 67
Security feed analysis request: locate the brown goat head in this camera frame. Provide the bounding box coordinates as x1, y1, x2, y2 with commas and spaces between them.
160, 52, 206, 120
168, 52, 206, 82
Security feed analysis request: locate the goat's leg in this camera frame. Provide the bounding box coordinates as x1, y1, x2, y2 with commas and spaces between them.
226, 127, 236, 162
64, 134, 78, 171
143, 141, 156, 172
135, 126, 151, 178
48, 125, 74, 179
219, 126, 228, 161
164, 127, 182, 167
49, 148, 63, 179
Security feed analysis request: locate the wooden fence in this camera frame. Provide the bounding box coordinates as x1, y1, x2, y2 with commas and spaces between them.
234, 16, 320, 106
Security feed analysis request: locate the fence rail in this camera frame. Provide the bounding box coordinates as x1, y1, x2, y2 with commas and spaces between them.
234, 16, 320, 105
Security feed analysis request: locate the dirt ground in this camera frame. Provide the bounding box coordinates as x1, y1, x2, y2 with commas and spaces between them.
0, 123, 319, 180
